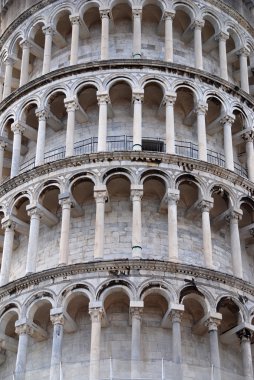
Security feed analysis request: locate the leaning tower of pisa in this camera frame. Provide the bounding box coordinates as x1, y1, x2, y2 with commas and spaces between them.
0, 0, 254, 379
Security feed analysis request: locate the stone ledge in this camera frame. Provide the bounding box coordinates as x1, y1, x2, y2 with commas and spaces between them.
0, 60, 253, 113
0, 151, 252, 197
0, 259, 254, 300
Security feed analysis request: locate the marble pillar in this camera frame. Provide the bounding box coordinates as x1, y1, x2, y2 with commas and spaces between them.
221, 115, 235, 171
131, 185, 143, 258
42, 26, 54, 74
19, 40, 31, 86
35, 107, 49, 166
14, 322, 32, 380
0, 219, 15, 286
132, 92, 143, 151
70, 15, 80, 65
50, 312, 64, 380
64, 98, 79, 157
165, 93, 176, 154
199, 199, 213, 268
196, 103, 208, 161
26, 206, 41, 274
242, 131, 254, 182
194, 20, 204, 70
164, 11, 175, 62
168, 190, 180, 262
3, 57, 14, 98
97, 93, 109, 152
94, 187, 107, 259
58, 195, 72, 265
132, 8, 142, 58
10, 122, 25, 178
227, 210, 243, 278
100, 10, 110, 60
89, 307, 103, 380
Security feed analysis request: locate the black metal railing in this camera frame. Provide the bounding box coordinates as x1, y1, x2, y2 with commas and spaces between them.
18, 135, 248, 179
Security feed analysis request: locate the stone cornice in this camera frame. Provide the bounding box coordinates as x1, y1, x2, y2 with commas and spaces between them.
0, 60, 253, 114
0, 151, 253, 198
0, 0, 253, 49
1, 259, 254, 300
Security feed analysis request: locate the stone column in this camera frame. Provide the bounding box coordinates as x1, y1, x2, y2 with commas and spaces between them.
205, 316, 222, 380
89, 307, 103, 380
0, 219, 15, 286
0, 140, 7, 183
94, 186, 107, 260
132, 92, 143, 151
58, 195, 72, 265
10, 122, 25, 178
164, 11, 175, 62
170, 305, 184, 380
199, 199, 213, 268
238, 329, 253, 380
3, 57, 14, 98
217, 32, 229, 81
221, 115, 235, 171
242, 130, 254, 182
238, 48, 250, 93
97, 93, 109, 152
70, 15, 80, 65
35, 107, 49, 166
19, 40, 30, 86
132, 8, 142, 58
165, 92, 176, 154
14, 321, 32, 380
196, 102, 208, 161
131, 185, 143, 259
130, 302, 143, 379
227, 210, 243, 278
194, 20, 204, 70
64, 98, 79, 157
100, 10, 110, 60
167, 190, 180, 262
50, 311, 64, 380
42, 26, 54, 74
25, 206, 41, 274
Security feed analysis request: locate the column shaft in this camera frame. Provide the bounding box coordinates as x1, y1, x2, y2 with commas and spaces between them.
15, 324, 31, 380
42, 26, 54, 74
132, 93, 143, 151
20, 41, 30, 86
35, 108, 48, 166
89, 308, 103, 380
131, 307, 143, 379
200, 201, 213, 268
100, 11, 110, 60
65, 99, 78, 157
164, 12, 175, 62
228, 212, 243, 278
168, 192, 179, 261
131, 187, 143, 258
239, 49, 249, 93
94, 189, 107, 259
50, 314, 64, 380
218, 33, 228, 81
241, 336, 253, 380
3, 58, 14, 98
196, 104, 208, 161
132, 9, 142, 58
59, 198, 72, 265
222, 116, 234, 171
243, 133, 254, 182
97, 95, 108, 152
70, 16, 80, 65
194, 21, 204, 70
0, 220, 15, 286
165, 94, 176, 154
170, 308, 184, 380
26, 208, 41, 274
10, 123, 25, 178
0, 141, 7, 183
206, 319, 221, 380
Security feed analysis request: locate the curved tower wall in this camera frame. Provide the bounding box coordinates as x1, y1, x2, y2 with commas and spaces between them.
0, 0, 253, 379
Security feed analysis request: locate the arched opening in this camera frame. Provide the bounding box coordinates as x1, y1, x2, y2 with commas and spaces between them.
142, 3, 163, 60
110, 3, 132, 59
28, 21, 45, 80
0, 309, 19, 378
231, 109, 248, 177
202, 17, 219, 75
1, 117, 15, 181
104, 175, 131, 258
142, 176, 167, 259
51, 10, 71, 70
82, 6, 101, 62
239, 198, 254, 281
173, 7, 194, 66
143, 82, 164, 152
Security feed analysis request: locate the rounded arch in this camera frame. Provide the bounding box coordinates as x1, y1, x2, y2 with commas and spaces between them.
8, 32, 25, 56
106, 76, 134, 93
172, 0, 196, 22
44, 86, 68, 107
140, 168, 171, 187
49, 3, 75, 25
178, 284, 213, 314
96, 279, 136, 303
59, 282, 95, 310
24, 291, 55, 319
9, 192, 32, 215
78, 0, 100, 18
73, 80, 100, 98
175, 173, 205, 196
36, 179, 63, 202
102, 167, 134, 185
27, 17, 47, 40
216, 294, 246, 323
173, 81, 199, 103
138, 279, 177, 305
225, 22, 243, 50
68, 171, 97, 191
201, 9, 222, 35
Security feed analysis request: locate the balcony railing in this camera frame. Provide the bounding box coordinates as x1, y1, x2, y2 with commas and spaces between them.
18, 136, 248, 178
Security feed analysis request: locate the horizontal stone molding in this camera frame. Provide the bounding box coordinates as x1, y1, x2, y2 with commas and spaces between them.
0, 151, 253, 198
0, 60, 253, 114
1, 259, 254, 301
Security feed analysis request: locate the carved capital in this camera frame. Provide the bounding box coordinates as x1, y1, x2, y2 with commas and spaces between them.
226, 209, 242, 224
64, 98, 79, 113
132, 8, 142, 18
132, 92, 144, 103
170, 309, 184, 323
237, 47, 250, 57
69, 15, 80, 25
164, 93, 177, 106
131, 189, 143, 202
205, 317, 221, 331
50, 313, 64, 326
11, 121, 25, 135
220, 115, 235, 126
163, 10, 175, 20
167, 190, 180, 205
89, 308, 104, 322
2, 218, 16, 231
130, 307, 143, 320
99, 9, 111, 19
26, 206, 42, 219
42, 25, 55, 36
59, 196, 73, 208
237, 328, 252, 342
0, 139, 8, 150
198, 199, 213, 212
20, 39, 31, 49
216, 31, 229, 42
195, 102, 208, 115
4, 56, 15, 66
15, 323, 32, 336
193, 19, 205, 29
242, 130, 254, 143
94, 190, 108, 203
97, 93, 110, 105
36, 107, 49, 121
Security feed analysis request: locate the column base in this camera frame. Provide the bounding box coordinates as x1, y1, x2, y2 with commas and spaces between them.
132, 144, 142, 151
132, 53, 142, 59
132, 246, 142, 259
